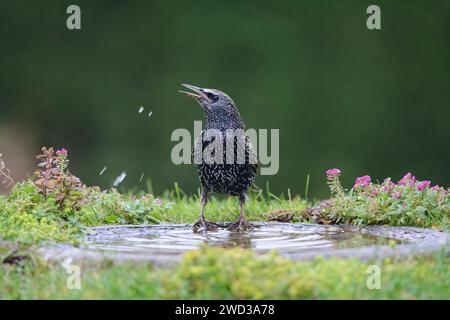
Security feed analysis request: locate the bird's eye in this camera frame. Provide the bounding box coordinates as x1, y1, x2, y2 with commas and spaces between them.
206, 92, 219, 102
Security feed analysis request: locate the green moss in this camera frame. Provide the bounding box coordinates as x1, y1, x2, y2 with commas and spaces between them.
0, 182, 81, 244
1, 246, 448, 299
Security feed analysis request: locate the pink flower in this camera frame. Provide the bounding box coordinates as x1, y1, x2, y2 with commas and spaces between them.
354, 175, 371, 189
397, 172, 416, 186
370, 187, 379, 197
392, 190, 403, 199
326, 168, 341, 180
416, 180, 431, 191
56, 148, 68, 157
154, 198, 163, 206
430, 185, 441, 191
326, 168, 341, 175
381, 178, 395, 193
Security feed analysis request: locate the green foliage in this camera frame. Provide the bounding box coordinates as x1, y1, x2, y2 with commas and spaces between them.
0, 148, 172, 244
0, 181, 80, 244
307, 171, 449, 229
1, 246, 449, 299
0, 147, 308, 245
0, 181, 175, 244
77, 189, 170, 225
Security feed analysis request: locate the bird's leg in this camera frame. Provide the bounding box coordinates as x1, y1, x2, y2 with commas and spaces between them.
199, 189, 207, 224
238, 195, 246, 225
228, 193, 253, 231
193, 189, 218, 232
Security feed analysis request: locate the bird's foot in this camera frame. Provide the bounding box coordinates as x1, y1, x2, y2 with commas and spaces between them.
227, 219, 253, 231
193, 220, 219, 233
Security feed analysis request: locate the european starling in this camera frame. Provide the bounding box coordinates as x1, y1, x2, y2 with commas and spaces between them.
180, 84, 258, 232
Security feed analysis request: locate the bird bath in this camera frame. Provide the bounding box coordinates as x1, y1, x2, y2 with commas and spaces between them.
38, 222, 448, 266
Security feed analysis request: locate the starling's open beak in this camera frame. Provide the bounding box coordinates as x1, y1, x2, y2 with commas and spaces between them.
179, 84, 211, 102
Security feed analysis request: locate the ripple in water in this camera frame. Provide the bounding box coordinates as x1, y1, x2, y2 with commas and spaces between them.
85, 224, 394, 258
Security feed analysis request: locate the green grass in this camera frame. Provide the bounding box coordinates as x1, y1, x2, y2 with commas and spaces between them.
155, 186, 308, 224
1, 246, 448, 299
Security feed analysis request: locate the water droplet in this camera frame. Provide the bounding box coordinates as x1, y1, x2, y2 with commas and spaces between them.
113, 171, 127, 187
99, 166, 107, 175
138, 106, 144, 113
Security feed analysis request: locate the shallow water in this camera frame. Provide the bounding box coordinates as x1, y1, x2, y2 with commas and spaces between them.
85, 223, 398, 259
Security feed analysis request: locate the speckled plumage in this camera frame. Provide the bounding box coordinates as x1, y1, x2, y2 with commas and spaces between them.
194, 128, 257, 196
180, 84, 258, 231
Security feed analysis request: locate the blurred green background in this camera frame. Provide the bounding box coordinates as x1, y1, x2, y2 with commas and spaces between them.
1, 0, 449, 197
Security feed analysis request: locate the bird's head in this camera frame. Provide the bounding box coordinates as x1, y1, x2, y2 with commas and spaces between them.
179, 84, 244, 129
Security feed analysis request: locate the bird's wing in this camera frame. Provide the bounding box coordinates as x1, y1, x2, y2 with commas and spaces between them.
192, 130, 205, 165
224, 130, 259, 173
193, 129, 259, 174
245, 136, 259, 175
